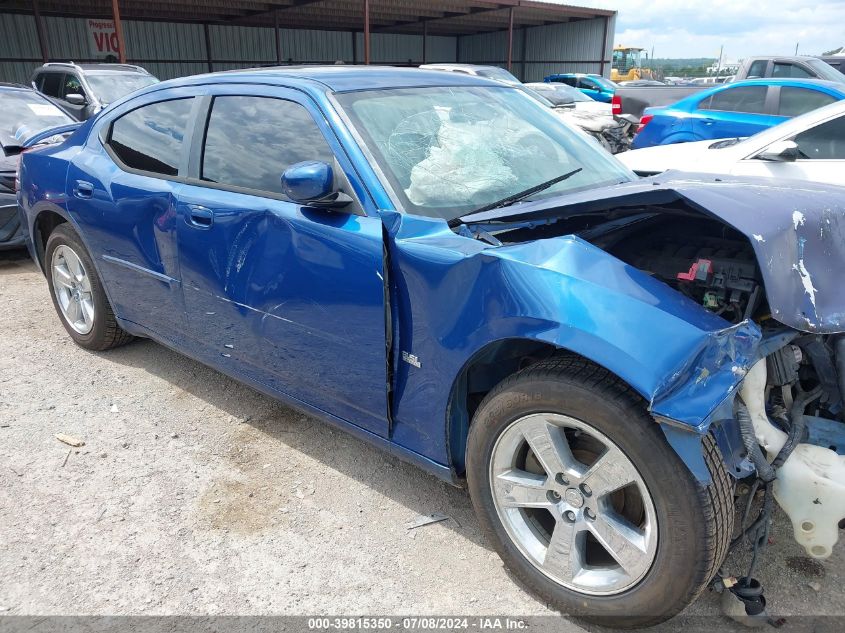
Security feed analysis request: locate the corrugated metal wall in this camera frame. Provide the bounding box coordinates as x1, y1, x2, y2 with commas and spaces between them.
0, 12, 611, 84
458, 16, 614, 82
0, 13, 41, 84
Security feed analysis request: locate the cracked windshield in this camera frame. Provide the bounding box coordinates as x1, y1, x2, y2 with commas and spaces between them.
337, 86, 632, 220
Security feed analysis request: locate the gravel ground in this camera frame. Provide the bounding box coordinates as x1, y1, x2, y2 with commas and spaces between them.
1, 248, 843, 632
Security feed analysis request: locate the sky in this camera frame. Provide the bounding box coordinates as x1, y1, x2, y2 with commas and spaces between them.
553, 0, 845, 60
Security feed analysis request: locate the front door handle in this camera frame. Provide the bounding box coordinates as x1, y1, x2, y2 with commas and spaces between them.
187, 205, 213, 229
73, 180, 94, 198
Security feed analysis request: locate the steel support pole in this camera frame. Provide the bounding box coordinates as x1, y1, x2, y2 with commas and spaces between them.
506, 7, 514, 71
274, 10, 282, 64
599, 16, 608, 76
32, 0, 49, 63
363, 0, 371, 65
111, 0, 127, 63
203, 23, 213, 72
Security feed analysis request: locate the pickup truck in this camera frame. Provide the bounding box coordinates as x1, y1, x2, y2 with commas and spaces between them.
736, 56, 845, 83
612, 84, 707, 120
615, 55, 845, 121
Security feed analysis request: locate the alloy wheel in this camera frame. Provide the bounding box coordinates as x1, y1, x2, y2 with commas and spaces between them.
51, 244, 95, 335
489, 413, 658, 595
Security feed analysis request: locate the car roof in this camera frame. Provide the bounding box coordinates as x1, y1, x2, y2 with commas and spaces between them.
0, 82, 31, 91
712, 77, 845, 92
145, 65, 501, 94
420, 63, 494, 71
744, 55, 824, 62
35, 63, 150, 74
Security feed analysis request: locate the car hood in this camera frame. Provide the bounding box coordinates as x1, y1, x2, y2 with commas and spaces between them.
554, 106, 617, 132
573, 101, 612, 115
617, 138, 747, 173
460, 173, 845, 333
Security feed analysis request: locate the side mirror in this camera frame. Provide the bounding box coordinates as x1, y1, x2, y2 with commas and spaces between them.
281, 160, 351, 207
65, 93, 86, 106
756, 140, 799, 162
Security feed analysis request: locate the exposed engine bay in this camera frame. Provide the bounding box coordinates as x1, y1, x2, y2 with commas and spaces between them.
482, 202, 845, 569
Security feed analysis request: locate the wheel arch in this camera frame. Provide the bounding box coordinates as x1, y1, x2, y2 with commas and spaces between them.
32, 204, 70, 273
445, 336, 645, 478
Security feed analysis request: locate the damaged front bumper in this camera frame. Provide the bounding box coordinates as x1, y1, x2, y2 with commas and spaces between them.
657, 331, 845, 560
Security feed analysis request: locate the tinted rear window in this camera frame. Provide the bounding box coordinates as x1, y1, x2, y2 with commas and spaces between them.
108, 98, 194, 176
200, 95, 334, 196
700, 85, 768, 114
772, 63, 812, 78
39, 72, 63, 97
778, 87, 837, 117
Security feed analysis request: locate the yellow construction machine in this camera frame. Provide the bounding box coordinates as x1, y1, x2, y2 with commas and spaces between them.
611, 46, 654, 82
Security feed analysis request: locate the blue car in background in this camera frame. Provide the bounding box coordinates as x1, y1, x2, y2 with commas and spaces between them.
544, 72, 618, 102
632, 78, 845, 148
16, 66, 845, 627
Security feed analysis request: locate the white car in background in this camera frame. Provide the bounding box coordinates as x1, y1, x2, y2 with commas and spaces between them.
419, 64, 632, 152
523, 82, 632, 153
618, 99, 845, 185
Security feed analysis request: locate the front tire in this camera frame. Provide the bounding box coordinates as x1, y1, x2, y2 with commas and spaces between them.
466, 356, 733, 628
45, 224, 133, 351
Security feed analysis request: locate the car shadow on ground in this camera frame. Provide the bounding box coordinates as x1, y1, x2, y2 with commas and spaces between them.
99, 336, 491, 550
0, 248, 36, 275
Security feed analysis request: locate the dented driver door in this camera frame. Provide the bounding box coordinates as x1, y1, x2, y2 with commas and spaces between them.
174, 87, 388, 436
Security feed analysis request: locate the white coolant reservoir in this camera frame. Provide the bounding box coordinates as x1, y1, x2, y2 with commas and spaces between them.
775, 443, 845, 558
740, 360, 845, 558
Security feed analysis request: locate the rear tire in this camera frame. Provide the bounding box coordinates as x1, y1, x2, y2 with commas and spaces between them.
466, 356, 733, 628
45, 224, 133, 351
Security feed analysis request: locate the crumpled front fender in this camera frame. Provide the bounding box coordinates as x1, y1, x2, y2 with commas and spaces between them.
382, 211, 760, 479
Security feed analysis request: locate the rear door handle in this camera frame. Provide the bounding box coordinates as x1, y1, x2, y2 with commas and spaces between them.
187, 204, 214, 229
73, 180, 94, 198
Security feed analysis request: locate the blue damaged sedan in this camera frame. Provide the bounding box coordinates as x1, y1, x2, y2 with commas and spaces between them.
17, 67, 845, 626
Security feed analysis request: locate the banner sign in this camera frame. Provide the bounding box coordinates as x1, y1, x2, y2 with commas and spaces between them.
87, 19, 120, 58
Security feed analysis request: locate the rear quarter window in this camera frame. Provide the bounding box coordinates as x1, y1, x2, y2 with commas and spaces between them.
777, 87, 838, 117
106, 98, 194, 176
772, 63, 812, 79
38, 73, 64, 98
698, 85, 768, 114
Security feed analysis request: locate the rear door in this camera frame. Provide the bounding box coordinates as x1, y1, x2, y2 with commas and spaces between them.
65, 91, 199, 341
174, 86, 388, 436
691, 84, 774, 138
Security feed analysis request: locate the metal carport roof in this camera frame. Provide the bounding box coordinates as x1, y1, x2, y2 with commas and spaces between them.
3, 1, 614, 35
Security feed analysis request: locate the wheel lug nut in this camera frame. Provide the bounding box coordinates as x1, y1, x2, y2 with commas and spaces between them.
580, 483, 592, 497
584, 508, 596, 521
555, 472, 569, 486
547, 490, 561, 503
564, 510, 576, 523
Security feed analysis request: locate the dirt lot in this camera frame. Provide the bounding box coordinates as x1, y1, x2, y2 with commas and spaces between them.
1, 248, 843, 632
